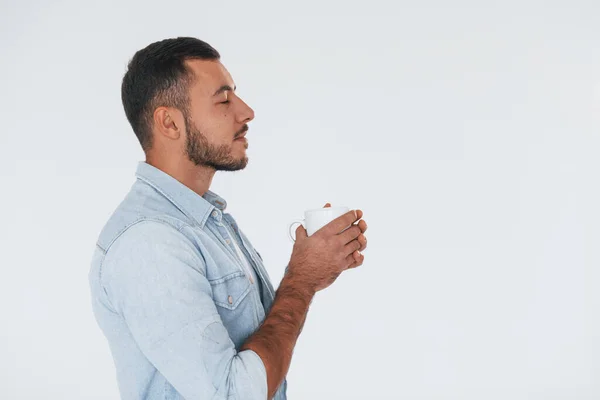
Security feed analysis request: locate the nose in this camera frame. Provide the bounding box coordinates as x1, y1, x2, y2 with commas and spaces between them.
236, 97, 255, 124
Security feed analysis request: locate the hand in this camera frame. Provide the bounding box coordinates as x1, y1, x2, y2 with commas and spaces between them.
286, 203, 368, 294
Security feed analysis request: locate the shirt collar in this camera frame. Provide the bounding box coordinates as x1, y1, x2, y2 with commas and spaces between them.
135, 161, 228, 228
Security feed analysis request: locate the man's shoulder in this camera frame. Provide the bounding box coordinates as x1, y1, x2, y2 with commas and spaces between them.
95, 180, 195, 254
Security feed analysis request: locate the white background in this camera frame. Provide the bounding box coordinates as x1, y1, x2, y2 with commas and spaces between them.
1, 0, 599, 399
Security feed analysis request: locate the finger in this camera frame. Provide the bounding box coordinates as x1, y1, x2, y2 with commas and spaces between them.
345, 250, 364, 269
323, 203, 331, 208
295, 224, 308, 241
356, 209, 363, 219
338, 225, 362, 244
356, 234, 367, 252
322, 209, 360, 235
343, 238, 362, 256
357, 219, 368, 233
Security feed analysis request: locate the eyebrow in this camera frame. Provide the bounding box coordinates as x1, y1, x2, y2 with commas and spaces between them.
213, 85, 236, 96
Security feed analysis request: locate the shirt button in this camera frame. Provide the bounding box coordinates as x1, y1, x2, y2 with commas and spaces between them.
228, 295, 233, 304
225, 239, 231, 244
212, 211, 219, 218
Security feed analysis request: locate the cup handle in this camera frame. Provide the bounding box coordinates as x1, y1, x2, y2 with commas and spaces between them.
288, 220, 304, 242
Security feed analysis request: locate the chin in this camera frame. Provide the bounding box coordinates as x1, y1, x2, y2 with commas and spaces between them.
216, 157, 248, 171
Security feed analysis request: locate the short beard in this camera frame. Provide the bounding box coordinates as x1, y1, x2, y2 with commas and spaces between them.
184, 114, 248, 171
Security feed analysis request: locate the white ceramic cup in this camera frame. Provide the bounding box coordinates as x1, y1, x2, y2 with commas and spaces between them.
288, 206, 350, 242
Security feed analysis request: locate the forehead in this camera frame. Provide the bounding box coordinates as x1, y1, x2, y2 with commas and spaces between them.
185, 59, 233, 96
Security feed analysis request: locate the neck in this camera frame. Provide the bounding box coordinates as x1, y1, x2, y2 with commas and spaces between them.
146, 154, 216, 197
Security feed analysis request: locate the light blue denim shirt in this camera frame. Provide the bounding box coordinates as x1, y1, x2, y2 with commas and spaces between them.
89, 162, 287, 400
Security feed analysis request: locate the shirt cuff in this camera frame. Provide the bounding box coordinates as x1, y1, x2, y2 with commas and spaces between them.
235, 349, 268, 399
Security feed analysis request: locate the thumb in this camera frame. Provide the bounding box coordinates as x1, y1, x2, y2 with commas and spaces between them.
295, 224, 308, 240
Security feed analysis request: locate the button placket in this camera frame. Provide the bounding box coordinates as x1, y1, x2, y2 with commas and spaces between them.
237, 232, 274, 301
221, 216, 263, 326
214, 218, 256, 286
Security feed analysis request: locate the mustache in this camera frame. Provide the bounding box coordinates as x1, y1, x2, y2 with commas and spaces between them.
235, 125, 249, 138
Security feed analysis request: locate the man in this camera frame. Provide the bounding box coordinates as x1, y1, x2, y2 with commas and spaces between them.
89, 37, 368, 400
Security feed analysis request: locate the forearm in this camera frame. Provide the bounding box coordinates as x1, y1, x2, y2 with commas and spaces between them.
240, 272, 314, 398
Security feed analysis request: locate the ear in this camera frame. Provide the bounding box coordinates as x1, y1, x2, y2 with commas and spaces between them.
153, 107, 184, 141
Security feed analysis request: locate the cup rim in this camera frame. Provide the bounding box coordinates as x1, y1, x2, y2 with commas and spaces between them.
304, 206, 349, 214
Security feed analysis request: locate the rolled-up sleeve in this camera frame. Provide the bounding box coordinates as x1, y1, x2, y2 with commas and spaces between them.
101, 220, 267, 400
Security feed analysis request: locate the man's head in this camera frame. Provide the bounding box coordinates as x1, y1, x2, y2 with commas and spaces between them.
121, 37, 254, 171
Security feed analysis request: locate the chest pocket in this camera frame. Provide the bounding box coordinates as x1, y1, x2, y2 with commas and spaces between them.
210, 271, 258, 348
210, 271, 252, 310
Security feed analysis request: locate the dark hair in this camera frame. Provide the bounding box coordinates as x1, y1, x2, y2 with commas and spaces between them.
121, 37, 220, 151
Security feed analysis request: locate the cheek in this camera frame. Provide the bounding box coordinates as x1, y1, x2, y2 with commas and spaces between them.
203, 115, 235, 142
211, 108, 236, 131
191, 105, 235, 139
